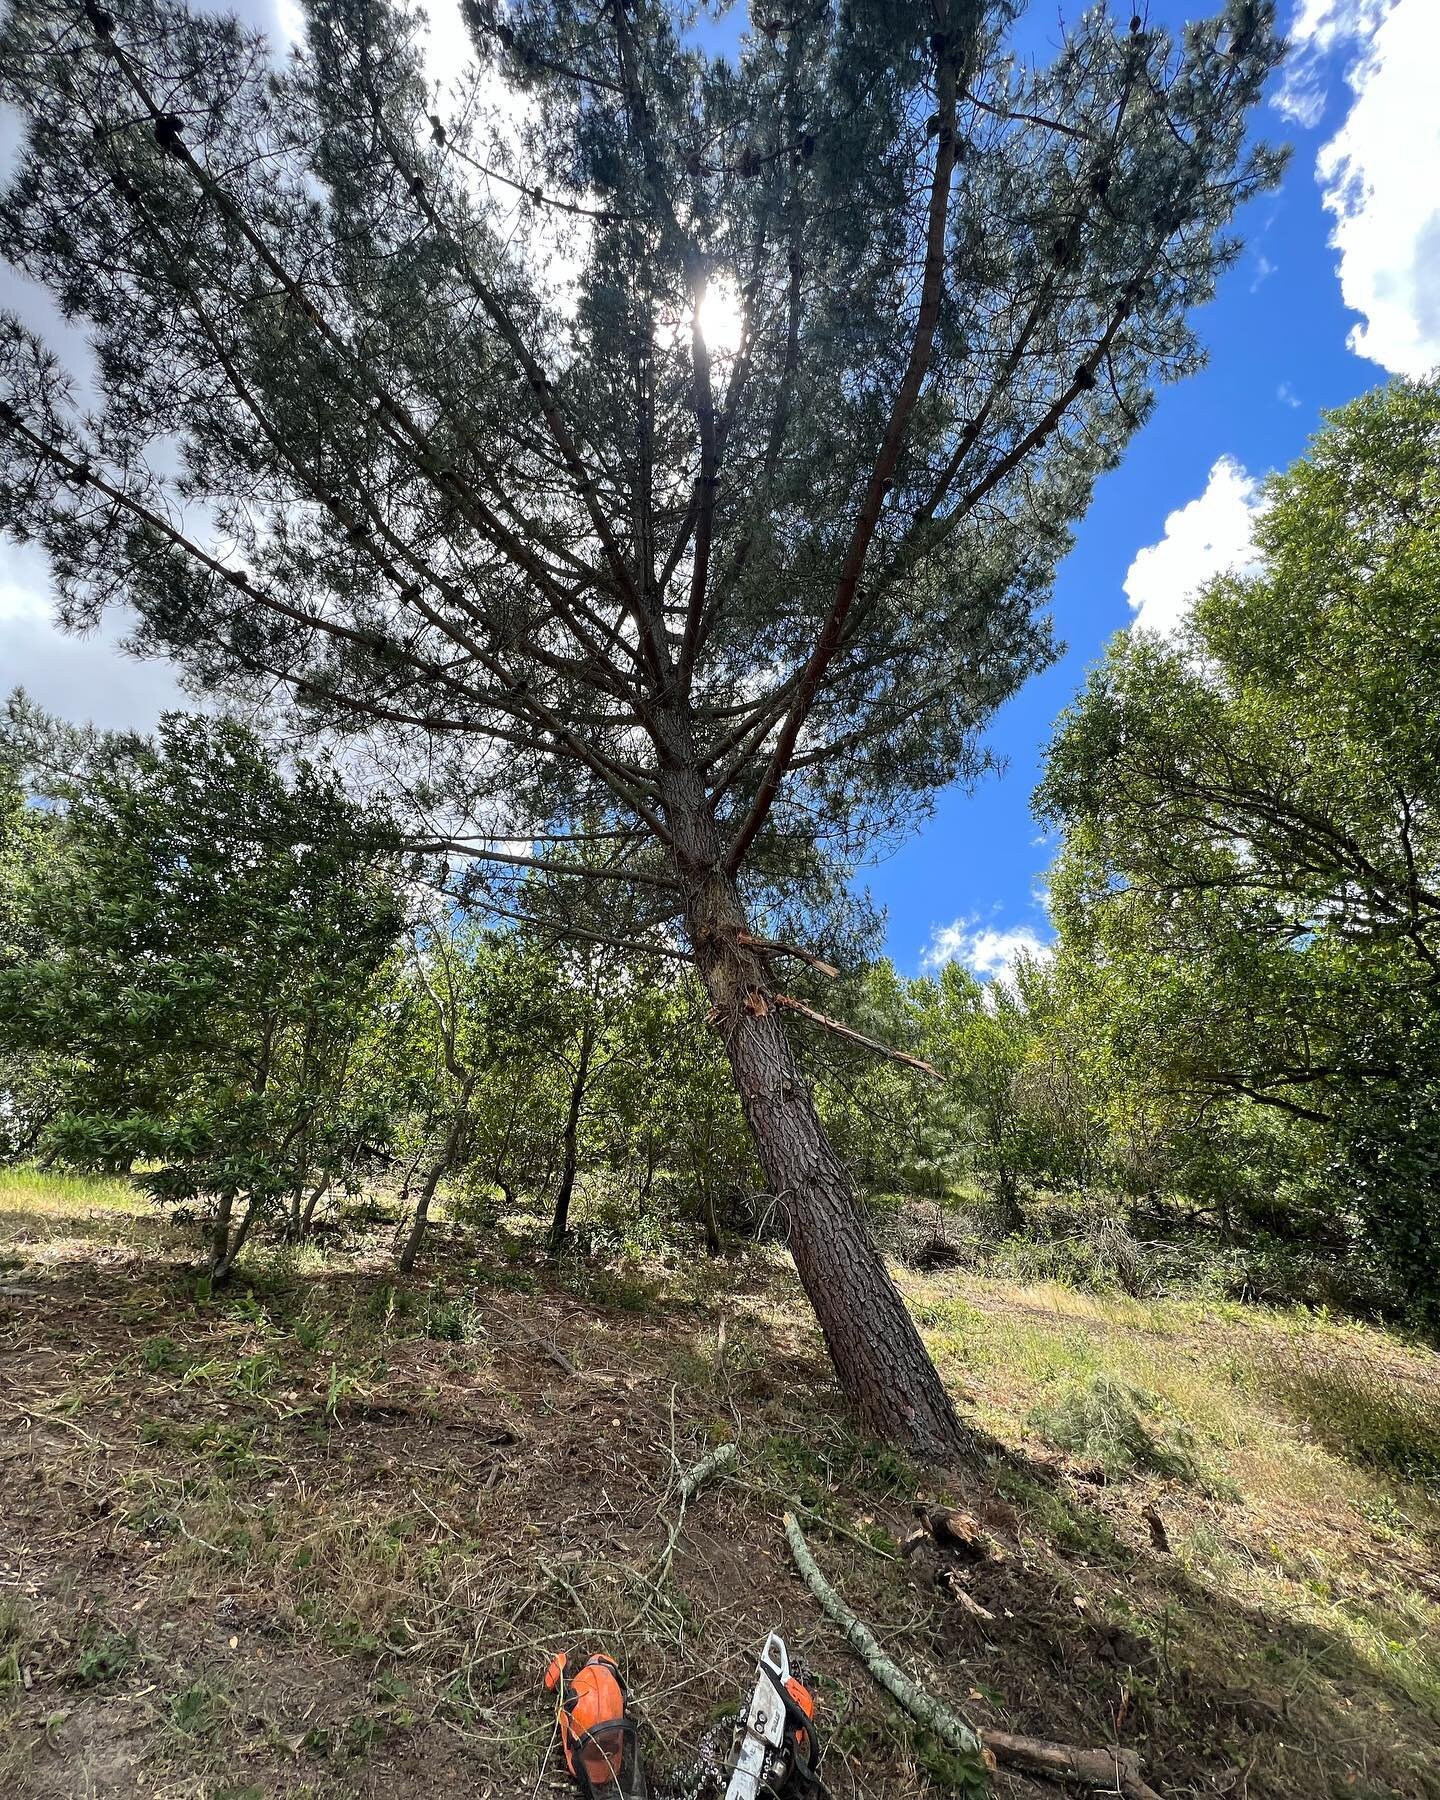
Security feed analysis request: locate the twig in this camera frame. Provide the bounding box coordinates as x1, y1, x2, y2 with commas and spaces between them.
772, 996, 942, 1079
492, 1306, 584, 1379
653, 1441, 737, 1584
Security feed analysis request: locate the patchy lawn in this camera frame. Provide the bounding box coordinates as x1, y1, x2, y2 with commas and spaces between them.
1, 1170, 1437, 1799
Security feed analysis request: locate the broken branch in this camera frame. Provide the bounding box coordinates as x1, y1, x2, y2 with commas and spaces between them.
783, 1510, 985, 1757
784, 1511, 1167, 1800
653, 1440, 737, 1582
773, 996, 942, 1079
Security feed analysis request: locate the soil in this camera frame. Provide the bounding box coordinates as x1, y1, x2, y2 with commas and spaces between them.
1, 1202, 1437, 1799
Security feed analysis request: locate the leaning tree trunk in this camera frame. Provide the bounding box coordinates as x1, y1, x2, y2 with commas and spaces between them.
662, 770, 973, 1462
397, 1157, 444, 1274
398, 1077, 477, 1273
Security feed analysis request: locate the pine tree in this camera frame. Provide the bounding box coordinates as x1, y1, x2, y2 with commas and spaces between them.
0, 0, 1282, 1455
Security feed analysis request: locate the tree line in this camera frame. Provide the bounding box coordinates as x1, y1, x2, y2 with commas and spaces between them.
0, 0, 1283, 1457
4, 374, 1436, 1324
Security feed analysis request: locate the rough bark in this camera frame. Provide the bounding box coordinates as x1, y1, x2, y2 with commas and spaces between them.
662, 765, 972, 1461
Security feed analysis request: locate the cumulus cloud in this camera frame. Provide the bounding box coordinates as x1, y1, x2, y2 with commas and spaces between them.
1273, 0, 1392, 125
922, 917, 1053, 988
1123, 457, 1263, 638
1307, 0, 1440, 377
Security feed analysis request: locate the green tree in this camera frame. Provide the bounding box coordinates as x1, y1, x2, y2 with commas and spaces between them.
913, 959, 1048, 1228
0, 714, 406, 1276
1038, 379, 1440, 1310
0, 0, 1281, 1451
0, 738, 68, 1159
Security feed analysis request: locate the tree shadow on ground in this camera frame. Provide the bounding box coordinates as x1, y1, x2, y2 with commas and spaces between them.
2, 1222, 1438, 1800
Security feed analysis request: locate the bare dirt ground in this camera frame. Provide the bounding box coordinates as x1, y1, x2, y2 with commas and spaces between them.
1, 1179, 1437, 1800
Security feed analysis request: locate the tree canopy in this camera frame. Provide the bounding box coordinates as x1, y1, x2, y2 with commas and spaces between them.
1038, 377, 1440, 1309
0, 0, 1283, 1453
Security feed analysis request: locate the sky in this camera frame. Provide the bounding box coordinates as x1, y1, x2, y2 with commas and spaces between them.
1, 0, 1437, 978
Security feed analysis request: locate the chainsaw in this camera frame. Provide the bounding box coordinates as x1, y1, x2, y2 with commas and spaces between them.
544, 1632, 826, 1800
722, 1632, 828, 1800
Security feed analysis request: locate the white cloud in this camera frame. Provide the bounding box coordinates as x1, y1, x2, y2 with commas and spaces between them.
0, 543, 190, 734
922, 917, 1053, 988
1276, 381, 1302, 407
1307, 0, 1440, 377
1273, 0, 1393, 124
1123, 457, 1262, 638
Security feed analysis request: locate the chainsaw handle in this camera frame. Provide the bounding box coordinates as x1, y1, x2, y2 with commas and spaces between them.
758, 1632, 790, 1687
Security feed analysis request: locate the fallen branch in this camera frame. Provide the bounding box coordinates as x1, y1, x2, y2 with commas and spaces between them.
784, 1511, 1166, 1800
653, 1441, 737, 1582
772, 996, 942, 1079
978, 1732, 1164, 1800
490, 1306, 585, 1380
783, 1510, 983, 1757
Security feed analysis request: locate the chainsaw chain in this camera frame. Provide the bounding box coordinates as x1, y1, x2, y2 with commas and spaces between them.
651, 1711, 744, 1800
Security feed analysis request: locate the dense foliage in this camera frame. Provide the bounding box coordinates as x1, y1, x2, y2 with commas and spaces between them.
0, 0, 1283, 1454
7, 382, 1440, 1338
1039, 378, 1440, 1315
0, 714, 407, 1273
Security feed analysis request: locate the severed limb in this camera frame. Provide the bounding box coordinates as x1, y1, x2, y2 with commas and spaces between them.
773, 996, 942, 1079
653, 1441, 738, 1583
784, 1512, 1166, 1800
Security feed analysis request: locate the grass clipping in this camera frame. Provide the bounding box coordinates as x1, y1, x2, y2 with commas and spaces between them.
783, 1511, 1165, 1800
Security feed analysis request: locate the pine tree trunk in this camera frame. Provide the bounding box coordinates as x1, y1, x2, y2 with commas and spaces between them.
661, 768, 973, 1461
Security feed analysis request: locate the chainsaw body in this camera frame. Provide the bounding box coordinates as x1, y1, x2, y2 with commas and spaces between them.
722, 1633, 823, 1800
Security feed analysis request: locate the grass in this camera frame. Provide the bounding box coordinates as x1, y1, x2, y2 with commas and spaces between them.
0, 1166, 153, 1216
1264, 1352, 1440, 1492
2, 1166, 1438, 1799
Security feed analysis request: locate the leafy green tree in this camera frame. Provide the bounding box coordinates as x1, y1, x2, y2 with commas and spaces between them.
0, 0, 1281, 1450
0, 714, 406, 1276
912, 959, 1049, 1228
1038, 379, 1440, 1310
0, 740, 69, 1159
388, 916, 563, 1268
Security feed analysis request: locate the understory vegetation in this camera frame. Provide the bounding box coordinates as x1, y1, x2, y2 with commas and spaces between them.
0, 0, 1437, 1788
1, 1167, 1436, 1799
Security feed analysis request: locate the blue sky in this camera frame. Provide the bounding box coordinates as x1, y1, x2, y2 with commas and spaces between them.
876, 0, 1440, 979
2, 1, 1435, 976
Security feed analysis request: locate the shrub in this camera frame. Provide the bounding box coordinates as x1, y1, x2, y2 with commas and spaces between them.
1027, 1372, 1232, 1495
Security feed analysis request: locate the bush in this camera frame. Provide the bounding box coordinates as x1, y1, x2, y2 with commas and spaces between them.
1027, 1372, 1233, 1495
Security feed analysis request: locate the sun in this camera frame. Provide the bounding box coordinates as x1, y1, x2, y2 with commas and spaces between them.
697, 276, 745, 357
